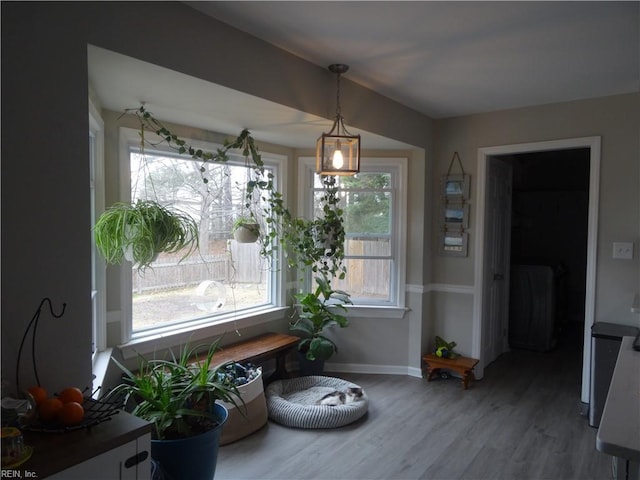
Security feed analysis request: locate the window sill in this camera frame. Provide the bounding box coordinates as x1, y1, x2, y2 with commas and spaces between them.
118, 306, 289, 360
91, 348, 113, 398
346, 305, 409, 319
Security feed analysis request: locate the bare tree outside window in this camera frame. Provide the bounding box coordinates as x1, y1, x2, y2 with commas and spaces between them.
130, 150, 271, 332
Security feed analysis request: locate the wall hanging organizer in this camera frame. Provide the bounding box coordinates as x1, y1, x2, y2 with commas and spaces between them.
440, 152, 470, 257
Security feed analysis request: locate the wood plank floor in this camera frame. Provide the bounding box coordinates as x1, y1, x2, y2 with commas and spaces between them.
216, 329, 612, 480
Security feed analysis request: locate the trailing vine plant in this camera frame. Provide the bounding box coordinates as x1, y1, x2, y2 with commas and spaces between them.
130, 105, 346, 280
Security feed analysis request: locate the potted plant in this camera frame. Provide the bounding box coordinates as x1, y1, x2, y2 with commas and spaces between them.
232, 215, 260, 243
105, 341, 241, 480
93, 199, 199, 272
289, 274, 352, 375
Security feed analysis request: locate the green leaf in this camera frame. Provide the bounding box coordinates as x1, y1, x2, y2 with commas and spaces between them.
309, 336, 336, 360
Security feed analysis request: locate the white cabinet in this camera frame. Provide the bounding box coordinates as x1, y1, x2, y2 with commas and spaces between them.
48, 434, 150, 480
24, 409, 153, 479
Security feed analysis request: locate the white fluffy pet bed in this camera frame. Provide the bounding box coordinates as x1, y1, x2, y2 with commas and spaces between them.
265, 376, 368, 429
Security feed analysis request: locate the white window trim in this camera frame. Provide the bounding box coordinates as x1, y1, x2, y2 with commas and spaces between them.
116, 127, 288, 351
89, 102, 106, 355
298, 156, 408, 312
119, 306, 288, 359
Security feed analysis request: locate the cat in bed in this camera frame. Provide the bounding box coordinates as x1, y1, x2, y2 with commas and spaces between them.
315, 387, 364, 406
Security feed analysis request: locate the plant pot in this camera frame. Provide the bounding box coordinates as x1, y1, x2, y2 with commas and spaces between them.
297, 350, 326, 376
219, 369, 267, 445
124, 245, 158, 264
233, 224, 260, 243
122, 224, 161, 265
151, 402, 228, 480
312, 225, 337, 250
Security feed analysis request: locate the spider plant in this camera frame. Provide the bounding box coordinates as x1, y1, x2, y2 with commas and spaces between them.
93, 199, 199, 271
106, 341, 242, 440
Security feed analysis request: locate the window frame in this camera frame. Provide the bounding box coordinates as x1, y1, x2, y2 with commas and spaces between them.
298, 156, 408, 315
89, 103, 106, 356
117, 127, 288, 349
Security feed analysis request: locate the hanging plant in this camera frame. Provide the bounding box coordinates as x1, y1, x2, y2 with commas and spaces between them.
279, 175, 346, 279
232, 215, 260, 244
94, 200, 199, 271
128, 105, 346, 280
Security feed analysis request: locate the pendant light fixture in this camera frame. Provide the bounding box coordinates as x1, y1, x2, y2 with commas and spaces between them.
316, 64, 361, 176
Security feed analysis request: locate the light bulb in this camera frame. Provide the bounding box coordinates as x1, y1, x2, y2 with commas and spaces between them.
332, 149, 344, 169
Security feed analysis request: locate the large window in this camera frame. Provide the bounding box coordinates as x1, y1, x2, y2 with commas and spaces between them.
303, 157, 407, 307
123, 130, 283, 337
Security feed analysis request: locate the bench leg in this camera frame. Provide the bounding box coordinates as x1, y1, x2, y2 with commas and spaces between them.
426, 366, 439, 382
461, 370, 476, 389
275, 354, 289, 378
266, 354, 290, 383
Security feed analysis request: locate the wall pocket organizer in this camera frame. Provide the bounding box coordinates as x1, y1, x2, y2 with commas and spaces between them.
440, 152, 470, 257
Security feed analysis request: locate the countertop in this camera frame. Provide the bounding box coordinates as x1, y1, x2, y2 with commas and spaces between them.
20, 409, 152, 478
596, 335, 640, 461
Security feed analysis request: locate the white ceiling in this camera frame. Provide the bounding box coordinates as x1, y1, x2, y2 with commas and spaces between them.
89, 1, 639, 149
88, 45, 385, 149
190, 1, 639, 118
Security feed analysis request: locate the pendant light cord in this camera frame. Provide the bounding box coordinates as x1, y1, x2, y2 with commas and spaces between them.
335, 71, 342, 120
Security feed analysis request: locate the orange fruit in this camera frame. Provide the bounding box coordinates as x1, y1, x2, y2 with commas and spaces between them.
58, 387, 84, 405
59, 401, 84, 426
38, 397, 63, 422
27, 385, 48, 406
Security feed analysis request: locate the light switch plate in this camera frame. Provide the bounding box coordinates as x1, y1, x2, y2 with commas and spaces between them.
613, 242, 634, 259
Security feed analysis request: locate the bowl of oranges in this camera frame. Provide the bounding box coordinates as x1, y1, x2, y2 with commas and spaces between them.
27, 386, 85, 428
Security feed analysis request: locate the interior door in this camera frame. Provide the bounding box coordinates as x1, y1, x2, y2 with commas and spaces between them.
482, 156, 512, 366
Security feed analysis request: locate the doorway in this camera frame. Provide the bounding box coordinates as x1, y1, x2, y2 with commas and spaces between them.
473, 137, 601, 404
507, 148, 590, 354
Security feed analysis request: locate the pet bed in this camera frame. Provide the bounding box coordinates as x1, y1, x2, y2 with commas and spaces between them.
265, 376, 368, 429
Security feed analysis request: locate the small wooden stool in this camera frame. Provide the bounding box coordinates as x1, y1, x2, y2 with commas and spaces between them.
422, 353, 479, 389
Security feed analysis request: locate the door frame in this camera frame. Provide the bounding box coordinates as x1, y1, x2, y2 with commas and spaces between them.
472, 136, 601, 403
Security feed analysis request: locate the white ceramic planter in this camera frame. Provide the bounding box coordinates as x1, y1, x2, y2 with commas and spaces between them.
233, 224, 260, 243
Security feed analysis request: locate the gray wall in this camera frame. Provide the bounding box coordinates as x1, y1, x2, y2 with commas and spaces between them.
430, 93, 640, 357
2, 2, 638, 396
1, 2, 431, 394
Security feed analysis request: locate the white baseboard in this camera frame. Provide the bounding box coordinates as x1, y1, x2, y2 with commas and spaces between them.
326, 362, 424, 378
283, 360, 424, 378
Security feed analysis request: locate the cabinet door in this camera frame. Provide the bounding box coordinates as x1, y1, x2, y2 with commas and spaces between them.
132, 433, 151, 480
48, 436, 150, 480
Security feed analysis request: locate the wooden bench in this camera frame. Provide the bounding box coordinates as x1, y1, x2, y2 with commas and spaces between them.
422, 353, 479, 390
209, 332, 300, 382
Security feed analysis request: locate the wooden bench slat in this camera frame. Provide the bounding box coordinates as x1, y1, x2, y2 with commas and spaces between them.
212, 332, 299, 366
188, 332, 300, 382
